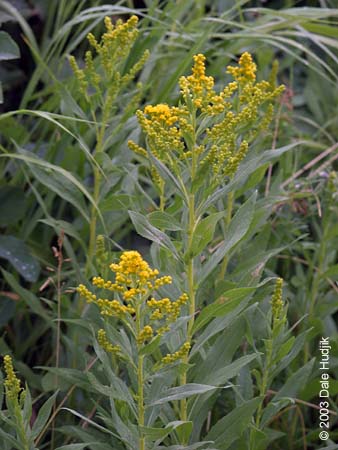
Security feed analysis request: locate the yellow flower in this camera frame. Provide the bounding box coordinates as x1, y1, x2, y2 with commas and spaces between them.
162, 342, 191, 365
130, 52, 284, 183
137, 325, 154, 344
97, 329, 120, 354
271, 278, 284, 319
70, 15, 148, 102
3, 355, 22, 401
77, 251, 182, 329
227, 52, 257, 84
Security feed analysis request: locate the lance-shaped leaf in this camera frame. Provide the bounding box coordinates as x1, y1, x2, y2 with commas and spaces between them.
198, 192, 257, 285
129, 211, 180, 259
148, 384, 219, 406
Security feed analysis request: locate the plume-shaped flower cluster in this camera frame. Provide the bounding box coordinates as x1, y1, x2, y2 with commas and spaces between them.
129, 52, 284, 183
77, 251, 189, 360
3, 355, 22, 402
69, 15, 149, 106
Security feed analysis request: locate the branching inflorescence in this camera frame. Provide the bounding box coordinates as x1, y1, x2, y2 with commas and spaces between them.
77, 250, 189, 363
129, 52, 284, 186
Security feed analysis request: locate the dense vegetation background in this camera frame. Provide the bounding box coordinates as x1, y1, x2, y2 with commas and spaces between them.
0, 1, 337, 449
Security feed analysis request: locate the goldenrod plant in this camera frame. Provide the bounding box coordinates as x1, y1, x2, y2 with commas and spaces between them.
77, 251, 193, 450
69, 15, 149, 274
128, 51, 286, 430
0, 355, 58, 450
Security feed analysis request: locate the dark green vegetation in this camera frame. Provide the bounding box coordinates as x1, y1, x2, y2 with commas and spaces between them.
0, 1, 337, 449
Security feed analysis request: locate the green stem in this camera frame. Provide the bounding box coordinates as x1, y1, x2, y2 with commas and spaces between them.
136, 302, 145, 450
14, 403, 29, 450
219, 191, 234, 280
138, 354, 145, 450
159, 178, 165, 212
180, 119, 197, 429
86, 113, 107, 278
250, 340, 273, 450
180, 192, 196, 426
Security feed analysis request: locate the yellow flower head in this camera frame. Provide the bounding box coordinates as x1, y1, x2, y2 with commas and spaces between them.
110, 250, 159, 282
137, 325, 154, 344
227, 52, 257, 84
271, 278, 284, 319
76, 251, 188, 347
162, 342, 191, 365
97, 329, 120, 354
77, 251, 173, 319
3, 355, 22, 401
70, 15, 148, 102
130, 52, 284, 184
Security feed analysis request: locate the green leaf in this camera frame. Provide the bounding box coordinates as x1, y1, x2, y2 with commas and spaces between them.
139, 335, 161, 356
148, 152, 187, 199
154, 443, 216, 450
172, 421, 193, 445
0, 151, 102, 225
198, 142, 303, 215
0, 31, 20, 61
142, 421, 192, 445
26, 157, 89, 223
190, 212, 224, 257
32, 390, 59, 438
0, 237, 40, 282
198, 192, 256, 285
191, 301, 253, 357
205, 397, 261, 449
148, 211, 182, 231
0, 186, 27, 226
0, 427, 21, 450
148, 384, 218, 406
39, 218, 86, 250
193, 285, 262, 334
274, 336, 295, 363
55, 444, 93, 450
261, 360, 316, 427
198, 354, 257, 386
100, 194, 135, 212
129, 211, 179, 259
272, 358, 315, 401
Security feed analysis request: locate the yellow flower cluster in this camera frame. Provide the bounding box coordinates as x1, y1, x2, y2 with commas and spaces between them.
3, 355, 22, 401
97, 329, 120, 354
148, 293, 188, 324
132, 106, 186, 163
129, 52, 284, 184
137, 325, 154, 344
179, 54, 226, 115
162, 342, 191, 365
271, 278, 284, 319
69, 15, 148, 102
77, 251, 187, 346
76, 284, 135, 317
110, 250, 159, 282
227, 52, 257, 84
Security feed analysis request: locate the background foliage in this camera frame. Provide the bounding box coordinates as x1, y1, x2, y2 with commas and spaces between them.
0, 1, 337, 449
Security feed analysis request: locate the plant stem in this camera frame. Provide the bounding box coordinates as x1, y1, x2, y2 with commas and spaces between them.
219, 191, 234, 280
15, 403, 29, 450
138, 354, 145, 450
86, 116, 106, 277
180, 191, 196, 425
250, 340, 273, 450
159, 178, 165, 212
136, 302, 145, 450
